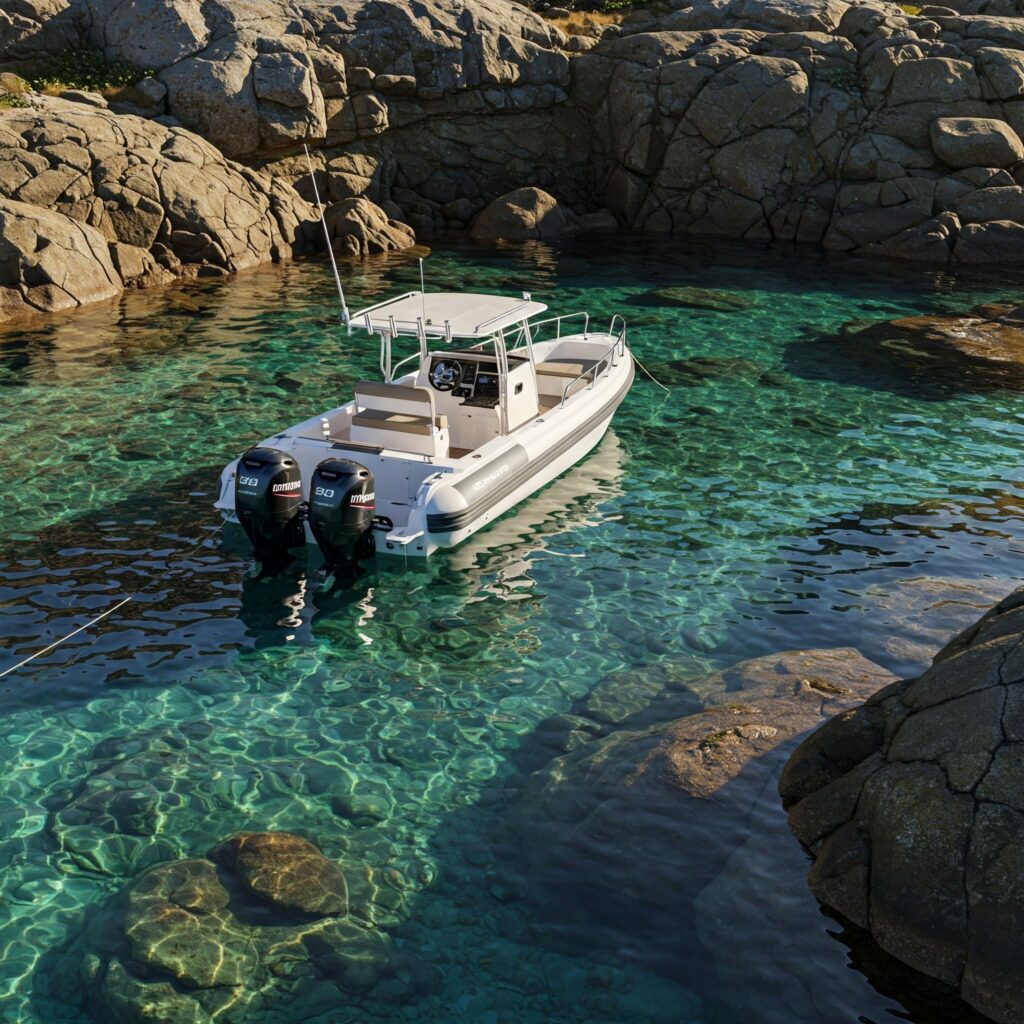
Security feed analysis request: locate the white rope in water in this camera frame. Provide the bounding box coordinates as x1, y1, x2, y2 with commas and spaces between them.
0, 599, 133, 679
0, 520, 224, 682
632, 350, 671, 393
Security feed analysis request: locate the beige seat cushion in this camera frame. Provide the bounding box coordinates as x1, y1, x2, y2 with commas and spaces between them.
355, 380, 435, 417
535, 359, 595, 378
352, 409, 432, 435
351, 410, 449, 435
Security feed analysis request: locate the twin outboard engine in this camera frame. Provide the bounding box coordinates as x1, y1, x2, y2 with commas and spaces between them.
308, 458, 376, 570
233, 449, 375, 571
234, 448, 303, 562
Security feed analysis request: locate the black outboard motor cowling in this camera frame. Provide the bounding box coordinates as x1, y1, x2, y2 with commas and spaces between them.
234, 447, 304, 561
308, 458, 375, 569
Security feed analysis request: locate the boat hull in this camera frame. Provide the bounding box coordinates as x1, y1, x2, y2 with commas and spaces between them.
216, 340, 634, 560
416, 367, 633, 556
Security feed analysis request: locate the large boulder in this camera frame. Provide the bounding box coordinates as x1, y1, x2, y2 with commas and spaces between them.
781, 587, 1024, 1024
930, 116, 1024, 169
323, 197, 416, 256
0, 198, 122, 322
470, 187, 580, 240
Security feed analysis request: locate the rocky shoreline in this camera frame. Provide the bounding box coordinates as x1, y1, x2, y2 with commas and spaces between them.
7, 0, 1024, 321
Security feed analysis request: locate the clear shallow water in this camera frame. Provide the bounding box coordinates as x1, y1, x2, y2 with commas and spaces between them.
2, 238, 1024, 1023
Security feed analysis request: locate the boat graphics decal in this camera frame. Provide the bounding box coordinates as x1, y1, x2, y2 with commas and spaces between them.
453, 446, 529, 502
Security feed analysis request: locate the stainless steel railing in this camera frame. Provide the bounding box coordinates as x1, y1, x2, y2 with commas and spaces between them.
529, 311, 590, 340
559, 322, 627, 408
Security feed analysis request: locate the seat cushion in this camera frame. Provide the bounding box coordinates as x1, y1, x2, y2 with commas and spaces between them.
535, 359, 595, 378
352, 409, 432, 435
355, 380, 435, 417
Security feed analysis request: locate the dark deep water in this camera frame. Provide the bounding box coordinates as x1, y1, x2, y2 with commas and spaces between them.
2, 236, 1024, 1023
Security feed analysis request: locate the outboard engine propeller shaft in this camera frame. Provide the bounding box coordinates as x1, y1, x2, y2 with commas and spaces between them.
234, 447, 304, 562
308, 458, 375, 570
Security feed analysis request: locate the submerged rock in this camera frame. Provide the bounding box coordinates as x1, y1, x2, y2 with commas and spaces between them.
781, 586, 1024, 1024
643, 355, 765, 386
125, 858, 256, 988
210, 831, 348, 917
511, 647, 894, 953
640, 287, 756, 312
52, 829, 434, 1024
787, 303, 1024, 397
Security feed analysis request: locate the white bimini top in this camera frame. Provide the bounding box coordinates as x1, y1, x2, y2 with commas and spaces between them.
350, 291, 548, 339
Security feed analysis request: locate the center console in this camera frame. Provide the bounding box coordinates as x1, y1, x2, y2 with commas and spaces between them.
430, 353, 525, 409
454, 362, 500, 407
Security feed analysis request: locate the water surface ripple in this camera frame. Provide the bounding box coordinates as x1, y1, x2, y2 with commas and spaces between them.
2, 238, 1024, 1023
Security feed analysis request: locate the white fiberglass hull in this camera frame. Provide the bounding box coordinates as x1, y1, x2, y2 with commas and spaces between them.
216, 338, 634, 559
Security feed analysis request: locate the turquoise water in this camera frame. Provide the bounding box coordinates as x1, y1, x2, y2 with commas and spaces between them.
2, 237, 1024, 1023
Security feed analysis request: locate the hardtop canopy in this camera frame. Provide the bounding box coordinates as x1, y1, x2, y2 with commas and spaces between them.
350, 291, 548, 340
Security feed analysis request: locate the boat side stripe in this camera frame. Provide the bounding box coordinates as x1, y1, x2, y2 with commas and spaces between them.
426, 364, 635, 534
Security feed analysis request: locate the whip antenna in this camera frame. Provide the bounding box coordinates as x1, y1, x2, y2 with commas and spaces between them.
419, 257, 427, 322
303, 144, 350, 327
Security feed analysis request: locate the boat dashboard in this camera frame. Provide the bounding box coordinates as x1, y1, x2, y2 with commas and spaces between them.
427, 350, 528, 409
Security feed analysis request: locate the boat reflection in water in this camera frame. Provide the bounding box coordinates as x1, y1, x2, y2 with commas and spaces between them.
234, 432, 626, 642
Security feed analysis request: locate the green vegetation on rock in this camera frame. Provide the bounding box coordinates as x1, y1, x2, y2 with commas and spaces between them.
28, 46, 152, 94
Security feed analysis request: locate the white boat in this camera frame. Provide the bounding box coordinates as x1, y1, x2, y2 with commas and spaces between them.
215, 287, 634, 567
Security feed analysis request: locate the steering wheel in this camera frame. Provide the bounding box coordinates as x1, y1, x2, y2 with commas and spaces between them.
430, 359, 463, 392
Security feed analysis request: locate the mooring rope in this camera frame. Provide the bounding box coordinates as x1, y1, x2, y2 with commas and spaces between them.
0, 519, 225, 681
631, 349, 671, 393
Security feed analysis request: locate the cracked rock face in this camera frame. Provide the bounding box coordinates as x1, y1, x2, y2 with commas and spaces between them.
0, 197, 123, 319
781, 586, 1024, 1024
0, 96, 315, 323
8, 0, 1024, 312
575, 0, 1024, 259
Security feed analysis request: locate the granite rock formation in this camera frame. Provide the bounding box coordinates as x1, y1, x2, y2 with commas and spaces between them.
0, 96, 314, 321
576, 0, 1024, 259
5, 0, 1024, 264
51, 830, 439, 1024
7, 0, 1024, 321
781, 586, 1024, 1024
